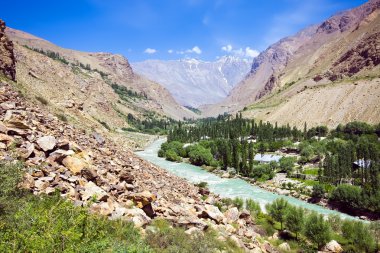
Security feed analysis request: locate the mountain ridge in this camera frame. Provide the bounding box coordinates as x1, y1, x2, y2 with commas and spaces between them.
132, 56, 252, 107
201, 0, 380, 127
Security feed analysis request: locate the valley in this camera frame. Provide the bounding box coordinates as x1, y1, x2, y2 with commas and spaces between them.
1, 0, 380, 252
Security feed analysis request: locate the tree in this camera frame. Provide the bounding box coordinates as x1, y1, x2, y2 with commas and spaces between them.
188, 145, 213, 166
266, 198, 289, 230
285, 206, 304, 239
311, 184, 325, 199
165, 149, 181, 162
304, 212, 331, 249
279, 157, 296, 173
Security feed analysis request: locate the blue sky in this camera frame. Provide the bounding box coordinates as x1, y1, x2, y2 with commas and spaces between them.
1, 0, 366, 62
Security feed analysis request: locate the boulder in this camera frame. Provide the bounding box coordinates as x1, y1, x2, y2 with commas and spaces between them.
62, 156, 87, 175
0, 102, 15, 110
81, 181, 108, 202
0, 121, 7, 133
185, 227, 201, 235
123, 208, 151, 227
278, 242, 291, 252
128, 191, 156, 208
20, 173, 35, 189
0, 133, 14, 146
119, 170, 134, 184
81, 167, 98, 181
322, 240, 343, 253
224, 207, 239, 223
36, 136, 56, 151
20, 142, 34, 158
110, 206, 127, 220
200, 204, 225, 223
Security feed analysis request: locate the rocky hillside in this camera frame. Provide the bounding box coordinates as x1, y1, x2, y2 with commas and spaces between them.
203, 0, 380, 127
5, 27, 196, 142
132, 56, 252, 108
0, 18, 281, 253
0, 20, 15, 81
0, 79, 286, 252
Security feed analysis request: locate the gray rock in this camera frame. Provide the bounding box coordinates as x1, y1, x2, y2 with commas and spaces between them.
36, 135, 57, 151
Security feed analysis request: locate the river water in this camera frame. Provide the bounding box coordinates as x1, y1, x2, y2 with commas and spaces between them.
136, 138, 356, 220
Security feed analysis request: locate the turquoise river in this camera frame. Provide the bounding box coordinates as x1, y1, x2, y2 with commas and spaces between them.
136, 138, 357, 220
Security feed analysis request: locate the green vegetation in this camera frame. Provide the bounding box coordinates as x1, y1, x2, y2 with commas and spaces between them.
304, 212, 332, 249
0, 162, 151, 252
24, 45, 69, 65
164, 116, 380, 215
266, 198, 288, 230
184, 106, 201, 115
1, 162, 243, 252
111, 83, 148, 101
146, 219, 243, 253
35, 95, 49, 105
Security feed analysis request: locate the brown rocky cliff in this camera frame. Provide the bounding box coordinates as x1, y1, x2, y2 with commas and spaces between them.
0, 20, 16, 80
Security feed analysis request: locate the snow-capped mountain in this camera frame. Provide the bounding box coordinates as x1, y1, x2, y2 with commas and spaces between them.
131, 56, 252, 108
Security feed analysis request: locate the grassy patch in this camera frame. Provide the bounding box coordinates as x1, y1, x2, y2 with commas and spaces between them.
35, 95, 49, 105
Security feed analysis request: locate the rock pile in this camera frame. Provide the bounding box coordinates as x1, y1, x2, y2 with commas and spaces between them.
0, 82, 279, 252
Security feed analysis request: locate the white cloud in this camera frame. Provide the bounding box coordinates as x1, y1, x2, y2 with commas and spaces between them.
245, 47, 259, 58
221, 44, 232, 52
176, 46, 202, 55
144, 48, 157, 54
186, 46, 202, 54
168, 49, 174, 54
221, 44, 259, 58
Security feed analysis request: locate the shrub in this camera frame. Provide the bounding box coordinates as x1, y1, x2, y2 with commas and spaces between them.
232, 197, 244, 210
165, 149, 181, 162
195, 182, 208, 188
245, 199, 262, 218
146, 219, 243, 253
35, 95, 49, 105
56, 113, 68, 122
330, 184, 362, 209
0, 163, 152, 252
311, 184, 326, 199
188, 145, 213, 166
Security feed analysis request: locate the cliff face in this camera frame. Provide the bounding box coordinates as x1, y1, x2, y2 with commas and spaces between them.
0, 20, 15, 80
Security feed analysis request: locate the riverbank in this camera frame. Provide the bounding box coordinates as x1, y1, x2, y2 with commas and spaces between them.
202, 166, 378, 221
137, 138, 364, 220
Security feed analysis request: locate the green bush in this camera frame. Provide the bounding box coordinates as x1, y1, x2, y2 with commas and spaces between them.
0, 162, 152, 252
232, 197, 244, 210
146, 219, 243, 253
311, 184, 326, 199
188, 145, 213, 166
165, 149, 181, 162
245, 199, 262, 218
195, 181, 208, 188
330, 184, 362, 209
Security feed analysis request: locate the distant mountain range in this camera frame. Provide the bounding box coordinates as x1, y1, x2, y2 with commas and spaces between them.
131, 56, 252, 108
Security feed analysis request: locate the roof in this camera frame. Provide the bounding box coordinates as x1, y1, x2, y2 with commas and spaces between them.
353, 159, 371, 169
254, 154, 282, 163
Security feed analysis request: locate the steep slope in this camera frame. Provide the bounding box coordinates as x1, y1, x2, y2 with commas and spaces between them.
6, 27, 196, 123
203, 0, 380, 127
132, 56, 252, 108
